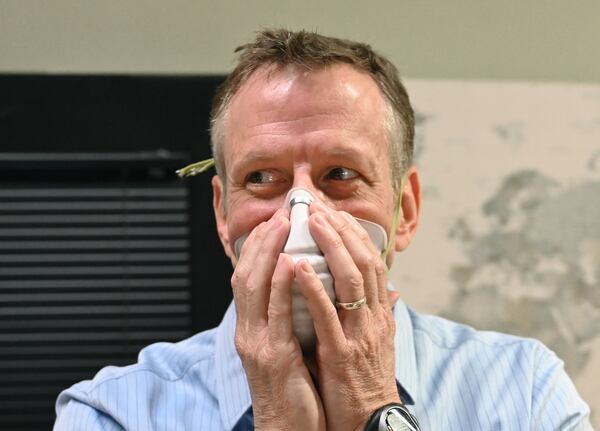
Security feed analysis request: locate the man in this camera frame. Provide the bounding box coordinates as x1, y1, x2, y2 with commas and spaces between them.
54, 29, 591, 430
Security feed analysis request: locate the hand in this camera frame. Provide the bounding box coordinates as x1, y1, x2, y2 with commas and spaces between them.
295, 202, 401, 431
231, 208, 326, 431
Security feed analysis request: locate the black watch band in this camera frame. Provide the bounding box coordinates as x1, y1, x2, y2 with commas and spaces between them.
364, 403, 420, 431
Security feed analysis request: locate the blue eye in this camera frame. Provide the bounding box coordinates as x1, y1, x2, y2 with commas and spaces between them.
246, 171, 277, 184
326, 167, 359, 181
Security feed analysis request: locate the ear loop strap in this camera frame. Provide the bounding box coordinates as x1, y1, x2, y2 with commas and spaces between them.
381, 176, 406, 269
176, 158, 215, 178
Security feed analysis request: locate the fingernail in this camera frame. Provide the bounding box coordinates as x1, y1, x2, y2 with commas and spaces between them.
272, 215, 282, 228
300, 259, 313, 273
313, 213, 327, 226
312, 200, 329, 212
326, 211, 338, 224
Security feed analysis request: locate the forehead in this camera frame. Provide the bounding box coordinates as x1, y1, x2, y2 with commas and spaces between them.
235, 63, 384, 111
222, 63, 389, 152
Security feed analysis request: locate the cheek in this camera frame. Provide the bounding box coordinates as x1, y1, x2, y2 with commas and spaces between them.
332, 191, 395, 235
226, 199, 282, 246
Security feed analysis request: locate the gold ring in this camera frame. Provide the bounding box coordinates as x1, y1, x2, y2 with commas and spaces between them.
335, 297, 367, 310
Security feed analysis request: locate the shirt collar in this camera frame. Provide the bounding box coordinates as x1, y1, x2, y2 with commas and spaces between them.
214, 298, 418, 429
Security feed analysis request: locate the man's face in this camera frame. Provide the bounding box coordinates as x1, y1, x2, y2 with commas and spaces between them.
213, 63, 399, 261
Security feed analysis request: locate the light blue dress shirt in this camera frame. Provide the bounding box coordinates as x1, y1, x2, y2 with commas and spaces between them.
54, 300, 592, 430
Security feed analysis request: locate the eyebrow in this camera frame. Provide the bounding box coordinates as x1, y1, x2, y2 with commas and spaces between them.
311, 145, 378, 174
230, 150, 286, 174
236, 146, 374, 169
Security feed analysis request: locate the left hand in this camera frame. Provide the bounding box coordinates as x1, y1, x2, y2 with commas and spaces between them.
295, 201, 401, 431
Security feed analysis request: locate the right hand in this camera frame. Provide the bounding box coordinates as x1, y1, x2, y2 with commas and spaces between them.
231, 208, 326, 431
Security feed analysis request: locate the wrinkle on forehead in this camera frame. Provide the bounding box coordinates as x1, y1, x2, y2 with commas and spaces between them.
219, 63, 392, 190
228, 64, 386, 137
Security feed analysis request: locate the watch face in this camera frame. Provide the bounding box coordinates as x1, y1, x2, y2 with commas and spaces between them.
385, 406, 419, 431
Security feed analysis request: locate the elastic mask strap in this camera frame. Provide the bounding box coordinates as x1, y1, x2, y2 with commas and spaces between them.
176, 158, 215, 178
381, 176, 407, 269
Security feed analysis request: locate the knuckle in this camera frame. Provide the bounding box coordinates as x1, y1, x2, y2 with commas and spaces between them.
267, 305, 284, 322
381, 311, 396, 334
348, 272, 364, 290
245, 273, 260, 293
340, 211, 357, 227
235, 334, 268, 368
334, 218, 350, 234
330, 236, 345, 250
234, 333, 249, 356
357, 228, 370, 242
258, 247, 279, 266
322, 310, 340, 333
374, 260, 386, 277
270, 276, 281, 291
253, 221, 268, 240
360, 335, 378, 354
356, 253, 375, 271
230, 270, 245, 289
387, 318, 396, 336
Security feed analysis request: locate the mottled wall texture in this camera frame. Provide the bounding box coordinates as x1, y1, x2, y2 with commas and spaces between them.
389, 79, 600, 427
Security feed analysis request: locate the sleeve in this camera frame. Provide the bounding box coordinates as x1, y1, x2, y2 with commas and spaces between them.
54, 398, 124, 431
530, 344, 592, 431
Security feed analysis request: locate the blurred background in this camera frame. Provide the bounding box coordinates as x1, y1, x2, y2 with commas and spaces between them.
0, 1, 598, 429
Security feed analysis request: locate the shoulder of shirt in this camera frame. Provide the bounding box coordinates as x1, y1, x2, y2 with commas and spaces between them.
408, 306, 553, 356
404, 307, 592, 428
67, 326, 220, 396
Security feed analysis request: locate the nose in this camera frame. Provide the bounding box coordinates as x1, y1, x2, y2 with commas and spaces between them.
289, 168, 328, 205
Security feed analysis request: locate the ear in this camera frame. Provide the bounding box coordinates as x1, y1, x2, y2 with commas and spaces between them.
394, 166, 421, 252
211, 175, 234, 261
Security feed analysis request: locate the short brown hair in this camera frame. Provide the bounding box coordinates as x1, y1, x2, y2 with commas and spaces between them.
210, 28, 415, 196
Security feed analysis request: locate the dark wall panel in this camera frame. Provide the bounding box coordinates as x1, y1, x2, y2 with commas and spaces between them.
0, 74, 232, 430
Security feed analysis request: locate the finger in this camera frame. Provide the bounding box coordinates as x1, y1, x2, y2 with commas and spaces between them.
244, 210, 290, 325
339, 212, 390, 310
295, 259, 346, 351
268, 253, 296, 344
231, 220, 269, 326
339, 211, 381, 257
308, 212, 366, 306
232, 209, 289, 327
311, 203, 389, 310
321, 209, 382, 311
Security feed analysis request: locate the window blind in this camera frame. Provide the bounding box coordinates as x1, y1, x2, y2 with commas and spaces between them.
0, 180, 192, 430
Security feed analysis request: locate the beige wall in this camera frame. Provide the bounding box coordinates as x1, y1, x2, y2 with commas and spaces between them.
394, 79, 600, 427
1, 0, 599, 82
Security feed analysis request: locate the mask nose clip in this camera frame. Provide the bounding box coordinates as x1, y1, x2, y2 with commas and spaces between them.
289, 194, 313, 208
284, 188, 319, 257
233, 187, 387, 260
285, 188, 315, 209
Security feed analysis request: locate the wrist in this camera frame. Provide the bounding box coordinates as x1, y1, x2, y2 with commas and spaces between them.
354, 391, 402, 431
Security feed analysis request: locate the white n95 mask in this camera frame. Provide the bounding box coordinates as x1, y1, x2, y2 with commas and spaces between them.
234, 188, 387, 352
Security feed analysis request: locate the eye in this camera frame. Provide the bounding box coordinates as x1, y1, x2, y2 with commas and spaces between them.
325, 167, 359, 181
244, 170, 288, 187
245, 170, 278, 184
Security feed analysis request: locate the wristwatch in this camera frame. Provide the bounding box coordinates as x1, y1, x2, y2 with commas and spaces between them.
364, 403, 420, 431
